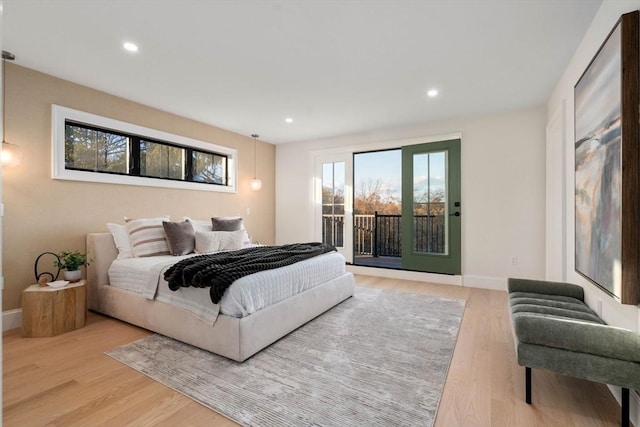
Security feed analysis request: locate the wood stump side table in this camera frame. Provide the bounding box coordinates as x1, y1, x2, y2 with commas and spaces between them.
21, 280, 87, 337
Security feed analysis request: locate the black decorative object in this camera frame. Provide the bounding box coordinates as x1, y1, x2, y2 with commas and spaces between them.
34, 252, 61, 283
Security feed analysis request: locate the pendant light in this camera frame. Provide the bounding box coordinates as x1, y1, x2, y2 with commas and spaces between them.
2, 50, 22, 168
250, 133, 262, 191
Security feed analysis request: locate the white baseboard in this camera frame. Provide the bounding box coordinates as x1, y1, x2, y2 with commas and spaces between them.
3, 308, 21, 332
346, 265, 509, 291
462, 275, 507, 291
346, 265, 463, 286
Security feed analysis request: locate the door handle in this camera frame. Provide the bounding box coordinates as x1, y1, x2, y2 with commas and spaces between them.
449, 212, 460, 217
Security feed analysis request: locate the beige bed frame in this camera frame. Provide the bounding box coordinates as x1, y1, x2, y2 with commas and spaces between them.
86, 233, 355, 362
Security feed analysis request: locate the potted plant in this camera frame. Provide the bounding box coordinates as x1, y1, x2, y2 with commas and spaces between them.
55, 251, 87, 282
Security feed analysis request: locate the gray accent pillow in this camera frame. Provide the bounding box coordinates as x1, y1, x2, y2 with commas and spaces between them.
163, 220, 195, 256
211, 217, 243, 232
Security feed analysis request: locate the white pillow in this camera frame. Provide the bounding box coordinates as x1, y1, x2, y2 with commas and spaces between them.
126, 217, 170, 257
217, 229, 245, 251
107, 223, 133, 259
185, 216, 251, 245
195, 230, 220, 253
194, 230, 245, 254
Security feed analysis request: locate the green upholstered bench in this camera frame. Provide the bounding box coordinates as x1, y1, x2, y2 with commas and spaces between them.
508, 278, 640, 427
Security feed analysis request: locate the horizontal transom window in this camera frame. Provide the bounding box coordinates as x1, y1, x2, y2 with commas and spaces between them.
53, 105, 237, 193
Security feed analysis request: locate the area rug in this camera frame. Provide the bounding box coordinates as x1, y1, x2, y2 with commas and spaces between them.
106, 287, 466, 426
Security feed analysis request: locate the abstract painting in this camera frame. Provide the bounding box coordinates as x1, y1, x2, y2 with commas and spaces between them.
574, 11, 639, 304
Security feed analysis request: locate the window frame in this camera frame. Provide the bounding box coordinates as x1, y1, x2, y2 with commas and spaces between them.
52, 105, 237, 193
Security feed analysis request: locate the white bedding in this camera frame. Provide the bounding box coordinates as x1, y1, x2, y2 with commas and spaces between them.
108, 251, 346, 324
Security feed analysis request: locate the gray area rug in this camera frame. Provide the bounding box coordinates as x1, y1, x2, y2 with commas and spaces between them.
106, 287, 466, 426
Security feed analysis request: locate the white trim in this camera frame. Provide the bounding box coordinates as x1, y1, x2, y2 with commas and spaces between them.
347, 266, 508, 291
545, 99, 567, 282
347, 264, 463, 286
51, 105, 238, 193
312, 153, 353, 263
462, 275, 507, 291
3, 309, 21, 332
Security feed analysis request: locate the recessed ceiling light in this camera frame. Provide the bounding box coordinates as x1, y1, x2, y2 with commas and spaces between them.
427, 89, 438, 97
285, 117, 294, 123
123, 42, 139, 52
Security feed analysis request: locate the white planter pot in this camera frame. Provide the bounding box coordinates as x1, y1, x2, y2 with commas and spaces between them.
63, 269, 82, 282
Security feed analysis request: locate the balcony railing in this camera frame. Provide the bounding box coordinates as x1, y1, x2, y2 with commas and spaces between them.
322, 211, 445, 257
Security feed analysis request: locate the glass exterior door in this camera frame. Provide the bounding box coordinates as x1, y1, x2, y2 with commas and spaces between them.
401, 139, 461, 274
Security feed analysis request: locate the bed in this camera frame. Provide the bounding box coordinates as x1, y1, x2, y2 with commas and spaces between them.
86, 232, 355, 362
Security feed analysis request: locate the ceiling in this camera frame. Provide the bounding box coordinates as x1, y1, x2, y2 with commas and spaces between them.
2, 0, 602, 145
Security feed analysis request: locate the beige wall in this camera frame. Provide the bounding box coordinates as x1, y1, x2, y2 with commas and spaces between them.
2, 63, 275, 311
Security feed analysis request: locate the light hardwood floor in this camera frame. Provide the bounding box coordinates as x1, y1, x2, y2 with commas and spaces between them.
4, 275, 624, 426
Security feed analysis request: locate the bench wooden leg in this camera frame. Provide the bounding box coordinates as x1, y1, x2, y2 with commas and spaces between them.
526, 367, 532, 404
622, 387, 629, 427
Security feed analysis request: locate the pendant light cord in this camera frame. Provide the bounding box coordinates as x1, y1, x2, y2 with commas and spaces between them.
252, 134, 259, 179
2, 55, 5, 142
2, 51, 15, 143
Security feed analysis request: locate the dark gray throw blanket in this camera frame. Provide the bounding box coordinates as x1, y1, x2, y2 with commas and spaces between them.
164, 242, 337, 304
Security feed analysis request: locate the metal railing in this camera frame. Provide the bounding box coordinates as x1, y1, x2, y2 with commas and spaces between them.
322, 215, 344, 248
354, 214, 375, 255
322, 212, 445, 257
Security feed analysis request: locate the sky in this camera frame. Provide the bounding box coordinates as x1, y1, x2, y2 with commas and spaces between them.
354, 149, 402, 201
353, 149, 445, 202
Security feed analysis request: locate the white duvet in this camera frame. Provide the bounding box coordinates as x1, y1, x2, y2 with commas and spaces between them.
108, 250, 346, 324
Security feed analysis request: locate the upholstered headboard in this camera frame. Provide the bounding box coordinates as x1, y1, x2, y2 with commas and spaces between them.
86, 233, 118, 311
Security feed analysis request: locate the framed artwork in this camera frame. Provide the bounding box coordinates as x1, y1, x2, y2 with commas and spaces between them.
574, 10, 639, 305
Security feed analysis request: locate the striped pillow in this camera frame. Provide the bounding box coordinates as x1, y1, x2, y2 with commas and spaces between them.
126, 217, 170, 257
